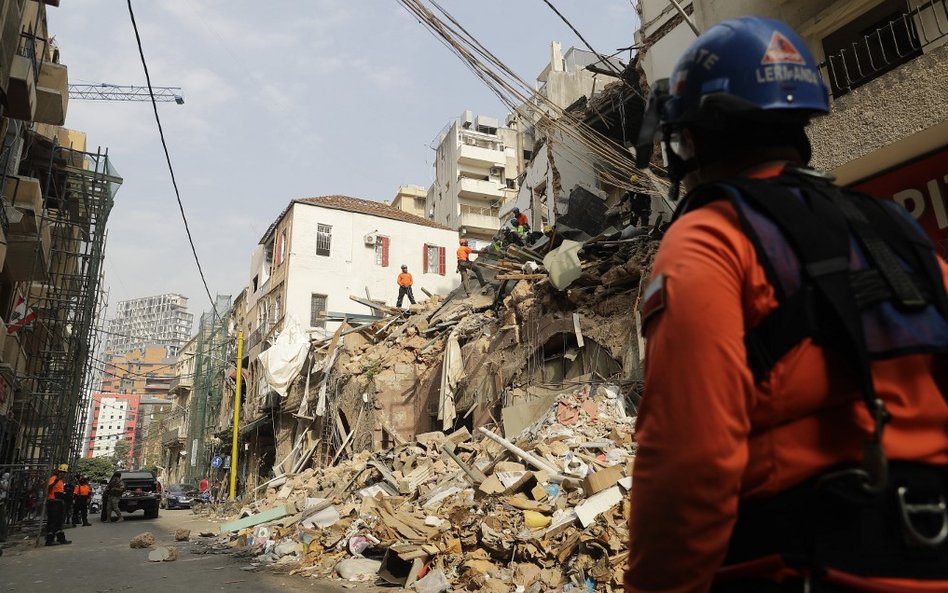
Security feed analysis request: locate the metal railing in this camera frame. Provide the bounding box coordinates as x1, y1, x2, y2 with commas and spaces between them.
820, 0, 948, 97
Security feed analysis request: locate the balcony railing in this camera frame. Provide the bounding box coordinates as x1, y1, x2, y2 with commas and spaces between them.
820, 0, 948, 97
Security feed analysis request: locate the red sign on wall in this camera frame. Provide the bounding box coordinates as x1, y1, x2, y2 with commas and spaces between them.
852, 147, 948, 259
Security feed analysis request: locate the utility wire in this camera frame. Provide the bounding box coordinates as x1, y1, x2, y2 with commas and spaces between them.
126, 0, 220, 322
538, 0, 625, 77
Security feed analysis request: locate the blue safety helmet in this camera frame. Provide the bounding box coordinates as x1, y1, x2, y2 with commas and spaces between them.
636, 16, 829, 172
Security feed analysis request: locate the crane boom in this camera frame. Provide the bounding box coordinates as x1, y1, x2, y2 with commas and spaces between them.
67, 84, 184, 104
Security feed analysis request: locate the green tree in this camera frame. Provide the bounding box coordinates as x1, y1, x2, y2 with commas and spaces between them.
72, 456, 116, 482
112, 439, 131, 468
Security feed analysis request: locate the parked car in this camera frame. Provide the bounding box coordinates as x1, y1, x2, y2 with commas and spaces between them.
160, 483, 198, 510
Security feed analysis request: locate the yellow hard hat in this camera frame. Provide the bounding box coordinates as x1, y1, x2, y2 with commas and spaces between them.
57, 463, 69, 472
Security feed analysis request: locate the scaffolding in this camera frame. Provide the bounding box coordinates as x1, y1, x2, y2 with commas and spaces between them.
0, 133, 120, 538
184, 295, 231, 485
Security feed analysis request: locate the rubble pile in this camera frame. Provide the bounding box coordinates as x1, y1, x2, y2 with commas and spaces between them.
211, 384, 636, 592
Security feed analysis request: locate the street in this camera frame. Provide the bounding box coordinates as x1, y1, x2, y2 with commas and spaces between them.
0, 509, 382, 593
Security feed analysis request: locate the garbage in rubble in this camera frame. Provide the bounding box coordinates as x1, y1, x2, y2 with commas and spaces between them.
205, 384, 635, 590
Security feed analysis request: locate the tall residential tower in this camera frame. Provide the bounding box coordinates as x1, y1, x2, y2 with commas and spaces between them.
104, 293, 194, 356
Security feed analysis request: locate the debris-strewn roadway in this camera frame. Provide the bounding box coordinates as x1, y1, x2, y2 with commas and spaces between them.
0, 508, 383, 592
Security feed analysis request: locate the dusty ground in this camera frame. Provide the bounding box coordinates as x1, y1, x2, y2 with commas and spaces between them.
0, 507, 388, 592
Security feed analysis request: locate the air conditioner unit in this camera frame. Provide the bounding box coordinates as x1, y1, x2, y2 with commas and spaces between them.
363, 234, 376, 246
490, 167, 503, 177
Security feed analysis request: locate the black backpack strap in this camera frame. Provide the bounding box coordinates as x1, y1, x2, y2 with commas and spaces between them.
726, 177, 890, 498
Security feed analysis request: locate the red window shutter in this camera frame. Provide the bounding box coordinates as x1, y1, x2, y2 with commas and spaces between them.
439, 247, 446, 276
423, 244, 429, 272
381, 237, 390, 267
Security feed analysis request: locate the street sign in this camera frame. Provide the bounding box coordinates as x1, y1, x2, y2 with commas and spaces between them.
211, 455, 223, 469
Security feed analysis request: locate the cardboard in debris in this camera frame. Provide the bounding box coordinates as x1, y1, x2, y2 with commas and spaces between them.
582, 465, 625, 496
575, 485, 623, 527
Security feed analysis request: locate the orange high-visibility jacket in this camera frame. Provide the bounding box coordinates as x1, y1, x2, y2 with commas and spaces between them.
457, 246, 472, 262
626, 167, 948, 593
397, 272, 413, 287
74, 483, 91, 497
47, 475, 64, 501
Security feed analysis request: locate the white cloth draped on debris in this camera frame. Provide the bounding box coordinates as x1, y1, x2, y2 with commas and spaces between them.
257, 316, 309, 398
543, 240, 583, 290
437, 329, 463, 430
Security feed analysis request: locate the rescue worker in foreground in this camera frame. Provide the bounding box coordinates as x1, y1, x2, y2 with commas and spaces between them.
456, 239, 486, 289
627, 16, 948, 593
45, 464, 71, 546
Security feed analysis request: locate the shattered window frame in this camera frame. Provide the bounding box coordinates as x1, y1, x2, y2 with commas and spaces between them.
310, 293, 328, 328
316, 224, 332, 257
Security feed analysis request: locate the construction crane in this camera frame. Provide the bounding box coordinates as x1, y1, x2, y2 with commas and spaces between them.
67, 83, 185, 105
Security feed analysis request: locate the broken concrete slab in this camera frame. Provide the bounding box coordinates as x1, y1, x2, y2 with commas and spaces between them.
220, 505, 292, 533
148, 546, 178, 562
575, 485, 623, 527
130, 532, 155, 548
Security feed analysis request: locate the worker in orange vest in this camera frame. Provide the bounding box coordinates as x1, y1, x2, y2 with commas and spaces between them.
512, 207, 529, 230
456, 239, 485, 289
396, 265, 415, 308
71, 476, 92, 527
628, 16, 948, 593
45, 464, 71, 546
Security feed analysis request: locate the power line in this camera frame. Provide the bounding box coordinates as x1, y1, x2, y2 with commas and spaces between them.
538, 0, 625, 77
125, 0, 220, 323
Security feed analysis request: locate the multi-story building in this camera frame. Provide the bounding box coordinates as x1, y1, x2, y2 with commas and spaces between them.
635, 0, 948, 255
86, 393, 140, 461
132, 395, 172, 468
159, 333, 196, 484
245, 194, 459, 356
0, 1, 120, 542
99, 344, 176, 395
104, 293, 193, 357
427, 111, 521, 247
390, 185, 428, 218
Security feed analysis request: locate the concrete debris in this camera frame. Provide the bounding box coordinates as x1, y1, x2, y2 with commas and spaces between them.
174, 529, 191, 542
148, 546, 178, 562
129, 532, 155, 549
199, 385, 636, 590
189, 235, 658, 590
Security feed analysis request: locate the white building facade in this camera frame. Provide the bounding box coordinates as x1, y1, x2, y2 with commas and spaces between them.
104, 293, 194, 357
428, 111, 522, 248
245, 195, 461, 356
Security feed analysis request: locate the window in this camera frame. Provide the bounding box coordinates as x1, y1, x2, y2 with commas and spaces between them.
423, 244, 446, 275
316, 224, 332, 256
274, 229, 286, 267
310, 294, 328, 328
821, 0, 922, 98
375, 236, 390, 267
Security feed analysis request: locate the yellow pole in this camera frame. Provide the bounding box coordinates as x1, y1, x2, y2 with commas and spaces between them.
229, 331, 243, 499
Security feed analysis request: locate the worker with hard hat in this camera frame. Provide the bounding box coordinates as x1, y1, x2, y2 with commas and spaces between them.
396, 264, 416, 308
456, 239, 486, 289
45, 464, 71, 546
627, 15, 948, 593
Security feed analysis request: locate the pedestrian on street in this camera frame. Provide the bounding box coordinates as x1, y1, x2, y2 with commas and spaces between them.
396, 265, 416, 308
456, 239, 486, 290
199, 476, 209, 494
105, 471, 124, 522
72, 476, 92, 526
628, 16, 948, 593
45, 464, 71, 546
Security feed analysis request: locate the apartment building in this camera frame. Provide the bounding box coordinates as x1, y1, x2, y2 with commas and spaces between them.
428, 111, 521, 247
390, 184, 427, 218
0, 0, 120, 517
104, 293, 194, 357
99, 344, 176, 396
635, 0, 948, 255
86, 393, 140, 461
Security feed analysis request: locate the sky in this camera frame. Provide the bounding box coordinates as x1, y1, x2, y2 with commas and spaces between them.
50, 0, 640, 322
